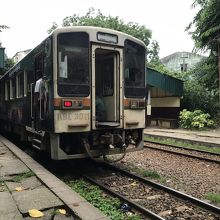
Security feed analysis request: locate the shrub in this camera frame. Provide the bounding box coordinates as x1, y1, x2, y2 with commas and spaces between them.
179, 109, 214, 129
181, 80, 220, 117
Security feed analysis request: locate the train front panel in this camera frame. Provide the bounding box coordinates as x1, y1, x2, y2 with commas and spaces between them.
50, 27, 146, 160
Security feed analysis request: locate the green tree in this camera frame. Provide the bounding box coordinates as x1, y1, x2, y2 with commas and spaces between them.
186, 0, 220, 92
0, 25, 9, 32
148, 40, 160, 63
49, 8, 152, 46
189, 55, 218, 92
186, 0, 220, 52
0, 58, 14, 76
4, 58, 14, 71
47, 8, 159, 60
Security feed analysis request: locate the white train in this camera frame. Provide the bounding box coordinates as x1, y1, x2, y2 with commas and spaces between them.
0, 26, 146, 160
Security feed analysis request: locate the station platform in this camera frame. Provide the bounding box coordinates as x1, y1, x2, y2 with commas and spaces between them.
0, 135, 109, 220
144, 127, 220, 147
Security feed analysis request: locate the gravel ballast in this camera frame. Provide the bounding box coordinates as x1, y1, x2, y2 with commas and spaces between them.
117, 147, 220, 207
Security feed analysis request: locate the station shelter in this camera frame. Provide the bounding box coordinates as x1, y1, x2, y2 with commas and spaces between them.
146, 67, 184, 128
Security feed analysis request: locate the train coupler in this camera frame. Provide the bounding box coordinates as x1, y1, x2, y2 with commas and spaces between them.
100, 133, 127, 149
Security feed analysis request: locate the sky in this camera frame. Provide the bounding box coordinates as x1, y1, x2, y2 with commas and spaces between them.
0, 0, 198, 58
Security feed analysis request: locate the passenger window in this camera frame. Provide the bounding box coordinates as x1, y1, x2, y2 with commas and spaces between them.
17, 72, 24, 98
0, 83, 4, 102
24, 70, 27, 96
5, 81, 10, 101
10, 78, 16, 99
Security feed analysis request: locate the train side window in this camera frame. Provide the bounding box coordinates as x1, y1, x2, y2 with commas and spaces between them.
24, 70, 27, 96
10, 77, 16, 99
0, 83, 4, 102
17, 72, 24, 98
5, 81, 10, 101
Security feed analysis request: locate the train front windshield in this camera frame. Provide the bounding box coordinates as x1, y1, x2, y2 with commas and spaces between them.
124, 40, 145, 98
57, 32, 90, 97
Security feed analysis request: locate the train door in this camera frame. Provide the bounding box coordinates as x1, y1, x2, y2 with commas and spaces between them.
32, 53, 44, 131
92, 46, 123, 130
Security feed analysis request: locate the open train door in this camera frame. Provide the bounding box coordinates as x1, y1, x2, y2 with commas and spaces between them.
91, 45, 123, 130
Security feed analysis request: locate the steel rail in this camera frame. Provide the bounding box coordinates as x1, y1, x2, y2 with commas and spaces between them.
101, 163, 220, 216
144, 139, 220, 156
144, 133, 220, 148
144, 142, 220, 165
83, 174, 165, 220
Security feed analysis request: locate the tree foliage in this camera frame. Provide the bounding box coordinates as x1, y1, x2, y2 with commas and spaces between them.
147, 40, 160, 63
0, 58, 14, 76
182, 78, 219, 116
185, 0, 220, 119
186, 0, 220, 52
189, 55, 218, 92
0, 25, 9, 32
48, 8, 152, 46
48, 8, 160, 61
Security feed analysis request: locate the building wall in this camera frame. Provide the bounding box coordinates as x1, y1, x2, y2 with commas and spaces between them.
147, 88, 181, 122
151, 97, 180, 108
13, 50, 31, 63
161, 51, 204, 72
151, 87, 173, 98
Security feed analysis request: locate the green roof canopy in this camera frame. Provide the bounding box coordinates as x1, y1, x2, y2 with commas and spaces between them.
146, 67, 183, 97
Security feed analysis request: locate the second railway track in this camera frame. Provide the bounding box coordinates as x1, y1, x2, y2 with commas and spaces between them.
82, 162, 220, 220
144, 140, 220, 164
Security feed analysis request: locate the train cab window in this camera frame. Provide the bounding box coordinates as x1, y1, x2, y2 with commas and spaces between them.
17, 72, 24, 98
124, 40, 145, 98
10, 77, 16, 99
57, 32, 89, 97
5, 81, 10, 101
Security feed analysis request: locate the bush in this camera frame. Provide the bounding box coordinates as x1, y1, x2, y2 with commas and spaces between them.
179, 109, 214, 129
181, 80, 220, 117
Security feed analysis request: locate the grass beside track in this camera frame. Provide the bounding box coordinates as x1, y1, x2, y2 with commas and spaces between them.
207, 193, 220, 204
144, 136, 220, 154
65, 178, 141, 220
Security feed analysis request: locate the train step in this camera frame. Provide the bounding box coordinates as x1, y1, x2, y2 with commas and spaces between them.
25, 126, 45, 137
32, 138, 42, 150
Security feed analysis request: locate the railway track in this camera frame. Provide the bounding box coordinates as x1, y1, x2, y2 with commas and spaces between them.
144, 140, 220, 164
4, 134, 220, 219
83, 162, 220, 220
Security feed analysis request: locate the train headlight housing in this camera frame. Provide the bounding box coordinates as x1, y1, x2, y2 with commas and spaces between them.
130, 100, 145, 109
62, 99, 83, 109
63, 101, 72, 108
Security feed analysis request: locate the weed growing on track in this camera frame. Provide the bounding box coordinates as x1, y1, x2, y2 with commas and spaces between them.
120, 163, 166, 183
142, 170, 161, 179
144, 136, 220, 154
207, 192, 220, 203
67, 179, 141, 220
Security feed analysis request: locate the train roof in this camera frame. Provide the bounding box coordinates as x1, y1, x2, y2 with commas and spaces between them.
0, 26, 146, 80
51, 26, 146, 48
